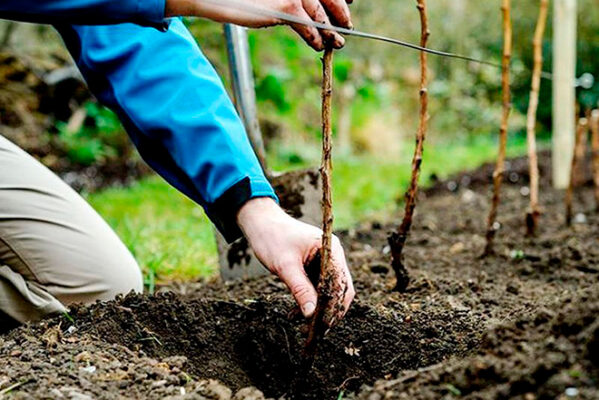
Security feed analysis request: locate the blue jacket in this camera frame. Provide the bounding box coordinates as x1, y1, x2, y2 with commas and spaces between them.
0, 0, 277, 242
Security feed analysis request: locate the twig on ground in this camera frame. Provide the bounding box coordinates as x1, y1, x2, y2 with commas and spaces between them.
524, 0, 548, 237
484, 0, 512, 255
388, 0, 429, 292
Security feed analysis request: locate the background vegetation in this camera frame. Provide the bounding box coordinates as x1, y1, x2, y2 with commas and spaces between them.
0, 0, 597, 285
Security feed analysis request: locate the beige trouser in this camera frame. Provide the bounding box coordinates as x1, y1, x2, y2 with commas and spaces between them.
0, 135, 143, 327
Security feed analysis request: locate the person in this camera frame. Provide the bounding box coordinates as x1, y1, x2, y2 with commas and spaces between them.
0, 0, 355, 330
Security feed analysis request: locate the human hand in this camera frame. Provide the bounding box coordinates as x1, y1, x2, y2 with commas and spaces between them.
166, 0, 354, 51
237, 197, 354, 326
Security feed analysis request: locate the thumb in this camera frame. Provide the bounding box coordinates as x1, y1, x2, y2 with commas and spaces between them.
277, 262, 318, 318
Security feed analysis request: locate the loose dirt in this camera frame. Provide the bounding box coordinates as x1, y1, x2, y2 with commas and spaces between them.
1, 152, 597, 399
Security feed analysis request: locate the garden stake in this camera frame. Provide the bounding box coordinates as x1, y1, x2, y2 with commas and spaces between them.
388, 0, 429, 292
590, 110, 599, 211
484, 0, 512, 256
565, 117, 588, 226
304, 45, 340, 364
524, 0, 548, 237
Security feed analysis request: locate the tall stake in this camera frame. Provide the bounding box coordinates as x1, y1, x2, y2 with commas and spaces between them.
388, 0, 429, 292
525, 0, 548, 237
591, 110, 599, 211
304, 46, 337, 361
565, 117, 588, 225
484, 0, 512, 256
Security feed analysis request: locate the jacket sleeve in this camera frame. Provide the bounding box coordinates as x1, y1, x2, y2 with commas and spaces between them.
0, 0, 167, 29
55, 20, 277, 242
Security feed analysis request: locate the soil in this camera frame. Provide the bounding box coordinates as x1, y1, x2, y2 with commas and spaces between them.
1, 152, 598, 399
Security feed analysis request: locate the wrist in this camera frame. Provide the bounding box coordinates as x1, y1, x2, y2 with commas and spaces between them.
237, 197, 284, 236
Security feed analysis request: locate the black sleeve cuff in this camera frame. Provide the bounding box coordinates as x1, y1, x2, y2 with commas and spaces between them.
206, 177, 278, 243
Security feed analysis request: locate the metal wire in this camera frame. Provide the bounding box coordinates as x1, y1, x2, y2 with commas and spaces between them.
199, 0, 554, 79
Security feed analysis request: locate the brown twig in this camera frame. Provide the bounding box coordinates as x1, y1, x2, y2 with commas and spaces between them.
304, 46, 335, 363
590, 110, 599, 211
524, 0, 548, 237
565, 117, 589, 225
484, 0, 512, 256
387, 0, 429, 292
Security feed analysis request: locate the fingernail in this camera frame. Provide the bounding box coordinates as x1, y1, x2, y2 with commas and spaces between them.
302, 302, 316, 317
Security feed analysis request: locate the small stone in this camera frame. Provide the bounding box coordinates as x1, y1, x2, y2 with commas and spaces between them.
520, 186, 530, 196
67, 390, 92, 400
565, 387, 579, 397
449, 242, 465, 254
74, 351, 91, 363
233, 387, 265, 400
461, 190, 476, 203
202, 379, 232, 400
573, 213, 587, 224
80, 366, 96, 374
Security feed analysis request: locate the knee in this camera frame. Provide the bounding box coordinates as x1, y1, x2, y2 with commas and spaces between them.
92, 251, 144, 301
52, 244, 144, 306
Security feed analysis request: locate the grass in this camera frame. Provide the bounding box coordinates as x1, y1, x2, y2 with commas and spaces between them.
86, 135, 531, 285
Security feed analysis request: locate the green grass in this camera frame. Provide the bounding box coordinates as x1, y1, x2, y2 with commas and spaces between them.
86, 135, 531, 285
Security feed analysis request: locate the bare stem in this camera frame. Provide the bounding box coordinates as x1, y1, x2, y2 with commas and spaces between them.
388, 0, 429, 292
591, 110, 599, 211
484, 0, 512, 256
524, 0, 548, 237
304, 46, 335, 360
565, 118, 589, 225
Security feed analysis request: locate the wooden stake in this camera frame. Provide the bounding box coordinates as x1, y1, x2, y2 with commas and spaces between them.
590, 110, 599, 211
565, 117, 588, 225
304, 46, 339, 361
552, 0, 577, 189
388, 0, 429, 292
525, 0, 548, 237
484, 0, 512, 256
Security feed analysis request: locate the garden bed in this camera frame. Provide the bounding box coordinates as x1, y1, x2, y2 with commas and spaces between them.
0, 153, 597, 399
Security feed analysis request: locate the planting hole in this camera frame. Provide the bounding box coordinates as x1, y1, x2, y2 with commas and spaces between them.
74, 293, 481, 399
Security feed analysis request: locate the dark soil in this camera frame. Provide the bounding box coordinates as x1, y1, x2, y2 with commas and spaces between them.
1, 152, 598, 399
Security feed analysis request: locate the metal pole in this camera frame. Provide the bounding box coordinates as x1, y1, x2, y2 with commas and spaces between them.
223, 24, 268, 172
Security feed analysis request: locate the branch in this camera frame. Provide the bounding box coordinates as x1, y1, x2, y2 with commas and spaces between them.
388, 0, 429, 291
484, 0, 512, 255
524, 0, 548, 236
565, 118, 588, 225
304, 45, 335, 361
590, 110, 599, 211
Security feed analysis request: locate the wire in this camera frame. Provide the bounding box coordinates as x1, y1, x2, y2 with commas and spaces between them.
200, 0, 554, 79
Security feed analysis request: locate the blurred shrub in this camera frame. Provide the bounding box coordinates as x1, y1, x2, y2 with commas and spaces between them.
56, 101, 125, 166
